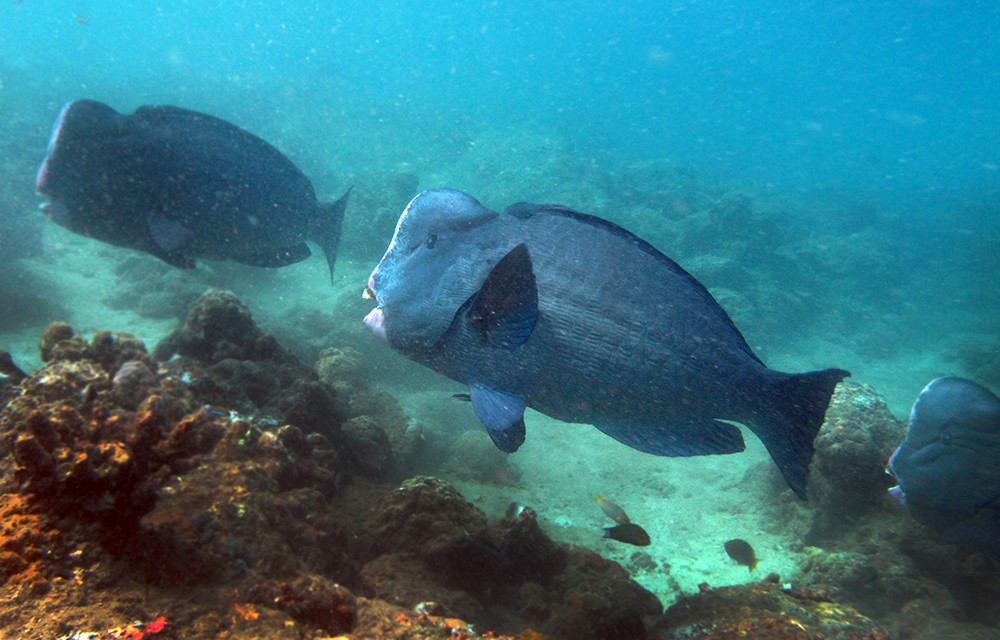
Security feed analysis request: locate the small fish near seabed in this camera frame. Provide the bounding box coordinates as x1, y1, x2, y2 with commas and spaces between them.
604, 523, 651, 547
887, 377, 1000, 556
36, 99, 350, 281
362, 188, 849, 498
596, 495, 649, 546
724, 538, 758, 571
596, 495, 630, 525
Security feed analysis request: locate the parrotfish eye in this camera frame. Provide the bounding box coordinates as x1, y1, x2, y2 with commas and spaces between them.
425, 233, 438, 249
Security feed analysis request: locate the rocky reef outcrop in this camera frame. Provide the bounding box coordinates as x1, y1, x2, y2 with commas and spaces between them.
0, 290, 668, 639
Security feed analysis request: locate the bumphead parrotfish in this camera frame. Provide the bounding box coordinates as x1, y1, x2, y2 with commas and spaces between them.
887, 376, 1000, 554
35, 99, 350, 280
363, 189, 849, 499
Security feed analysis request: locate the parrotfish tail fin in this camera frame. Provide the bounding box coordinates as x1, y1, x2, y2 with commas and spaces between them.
752, 367, 850, 500
315, 186, 352, 284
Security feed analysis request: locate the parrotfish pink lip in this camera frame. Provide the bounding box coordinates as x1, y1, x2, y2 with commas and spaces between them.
362, 272, 387, 342
39, 200, 69, 223
363, 307, 387, 343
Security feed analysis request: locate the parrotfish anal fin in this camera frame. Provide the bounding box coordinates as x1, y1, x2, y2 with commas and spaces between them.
236, 243, 312, 268
594, 419, 746, 457
468, 243, 538, 350
470, 383, 527, 453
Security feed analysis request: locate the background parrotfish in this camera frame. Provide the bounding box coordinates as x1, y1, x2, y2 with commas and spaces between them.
36, 99, 349, 281
887, 376, 1000, 554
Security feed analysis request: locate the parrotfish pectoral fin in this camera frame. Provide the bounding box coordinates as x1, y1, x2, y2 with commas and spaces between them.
594, 418, 746, 457
145, 214, 196, 269
470, 383, 527, 452
148, 213, 194, 253
749, 367, 850, 500
468, 243, 538, 350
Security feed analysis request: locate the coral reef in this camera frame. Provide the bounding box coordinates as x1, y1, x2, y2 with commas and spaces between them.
365, 477, 662, 637
0, 292, 669, 639
2, 290, 998, 639
655, 574, 890, 639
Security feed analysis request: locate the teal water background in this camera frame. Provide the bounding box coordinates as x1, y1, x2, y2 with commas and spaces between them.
5, 1, 999, 198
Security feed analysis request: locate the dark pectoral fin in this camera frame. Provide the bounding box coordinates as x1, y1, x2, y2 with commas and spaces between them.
148, 213, 194, 253
468, 243, 538, 350
146, 214, 196, 268
469, 384, 527, 452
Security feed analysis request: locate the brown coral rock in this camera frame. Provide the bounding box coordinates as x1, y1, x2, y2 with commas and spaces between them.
807, 382, 902, 541
656, 578, 889, 640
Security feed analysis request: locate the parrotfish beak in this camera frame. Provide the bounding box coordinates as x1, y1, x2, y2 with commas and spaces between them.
362, 272, 378, 301
362, 272, 387, 342
39, 200, 70, 225
364, 307, 387, 343
887, 485, 906, 506
885, 452, 906, 506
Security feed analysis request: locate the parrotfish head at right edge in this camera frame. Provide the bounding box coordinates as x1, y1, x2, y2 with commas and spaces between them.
363, 188, 849, 498
887, 376, 1000, 556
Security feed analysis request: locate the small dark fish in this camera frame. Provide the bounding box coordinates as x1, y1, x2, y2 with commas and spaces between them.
595, 495, 630, 525
887, 377, 1000, 555
74, 13, 89, 24
724, 539, 758, 571
603, 523, 651, 547
363, 189, 848, 499
36, 99, 349, 282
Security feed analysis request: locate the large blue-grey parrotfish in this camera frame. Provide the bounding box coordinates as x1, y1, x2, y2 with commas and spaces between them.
35, 99, 350, 281
362, 188, 849, 499
887, 376, 1000, 554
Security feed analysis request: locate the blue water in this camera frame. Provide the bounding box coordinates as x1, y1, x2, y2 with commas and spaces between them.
5, 1, 998, 205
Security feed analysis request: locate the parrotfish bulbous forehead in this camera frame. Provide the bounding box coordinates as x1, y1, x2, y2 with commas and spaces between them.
364, 189, 504, 353
391, 189, 497, 245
